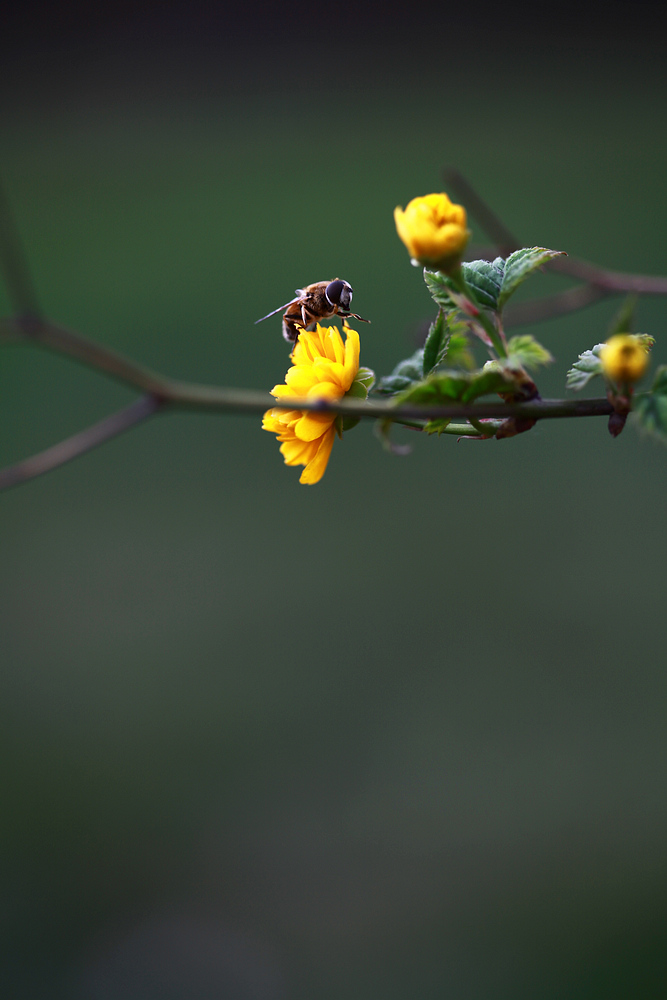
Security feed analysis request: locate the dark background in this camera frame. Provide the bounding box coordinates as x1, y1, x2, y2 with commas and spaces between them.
2, 4, 666, 998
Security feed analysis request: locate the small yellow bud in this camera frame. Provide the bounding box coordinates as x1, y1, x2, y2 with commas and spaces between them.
394, 193, 470, 272
600, 334, 649, 384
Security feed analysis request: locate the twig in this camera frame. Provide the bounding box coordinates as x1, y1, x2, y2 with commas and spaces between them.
504, 284, 608, 326
548, 257, 667, 294
161, 390, 615, 422
0, 317, 169, 395
0, 395, 162, 491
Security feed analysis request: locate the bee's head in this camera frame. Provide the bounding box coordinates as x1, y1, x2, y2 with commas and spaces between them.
325, 279, 353, 311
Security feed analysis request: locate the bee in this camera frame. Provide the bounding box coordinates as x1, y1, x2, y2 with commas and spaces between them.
255, 279, 369, 346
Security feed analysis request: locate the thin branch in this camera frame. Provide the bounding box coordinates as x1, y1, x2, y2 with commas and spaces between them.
549, 257, 667, 293
160, 388, 615, 422
504, 283, 608, 326
0, 389, 616, 492
0, 395, 162, 491
0, 316, 171, 396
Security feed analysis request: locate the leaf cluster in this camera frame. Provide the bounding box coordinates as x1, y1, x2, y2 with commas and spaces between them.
375, 248, 557, 435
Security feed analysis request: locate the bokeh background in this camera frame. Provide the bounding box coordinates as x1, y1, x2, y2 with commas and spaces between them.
2, 4, 666, 997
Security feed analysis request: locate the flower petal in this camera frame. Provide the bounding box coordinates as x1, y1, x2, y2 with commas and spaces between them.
284, 365, 319, 394
306, 381, 340, 400
342, 327, 360, 390
299, 425, 336, 484
311, 358, 346, 385
270, 383, 301, 398
294, 410, 336, 442
326, 326, 345, 364
280, 436, 318, 465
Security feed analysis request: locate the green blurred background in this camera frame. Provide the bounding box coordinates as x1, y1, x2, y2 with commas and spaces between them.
2, 5, 666, 997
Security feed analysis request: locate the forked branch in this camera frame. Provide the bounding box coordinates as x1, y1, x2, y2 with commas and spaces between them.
443, 168, 667, 326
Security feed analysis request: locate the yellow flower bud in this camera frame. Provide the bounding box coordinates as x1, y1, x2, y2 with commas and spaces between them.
600, 334, 649, 384
394, 193, 470, 272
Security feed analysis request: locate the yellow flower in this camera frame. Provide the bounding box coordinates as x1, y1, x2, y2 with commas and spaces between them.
394, 193, 470, 271
600, 334, 649, 384
263, 323, 360, 484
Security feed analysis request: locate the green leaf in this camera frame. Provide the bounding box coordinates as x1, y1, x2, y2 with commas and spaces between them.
348, 367, 375, 396
607, 294, 637, 336
425, 249, 564, 316
396, 371, 469, 406
375, 350, 424, 396
423, 310, 451, 376
566, 344, 605, 391
505, 334, 553, 371
634, 366, 667, 443
425, 259, 504, 311
343, 368, 374, 427
498, 247, 565, 310
459, 367, 516, 402
461, 258, 504, 310
391, 351, 423, 381
424, 269, 458, 310
375, 374, 413, 395
446, 330, 476, 369
393, 365, 518, 407
345, 381, 368, 400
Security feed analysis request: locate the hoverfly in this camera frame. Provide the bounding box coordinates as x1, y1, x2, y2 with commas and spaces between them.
255, 279, 370, 346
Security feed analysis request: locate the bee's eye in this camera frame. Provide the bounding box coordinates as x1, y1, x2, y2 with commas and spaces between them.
325, 279, 352, 309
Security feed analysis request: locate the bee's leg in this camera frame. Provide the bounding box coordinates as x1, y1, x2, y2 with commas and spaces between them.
300, 307, 320, 332
283, 317, 298, 344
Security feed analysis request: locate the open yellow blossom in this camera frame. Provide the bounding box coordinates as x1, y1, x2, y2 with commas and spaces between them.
262, 323, 360, 484
600, 334, 649, 384
394, 193, 470, 271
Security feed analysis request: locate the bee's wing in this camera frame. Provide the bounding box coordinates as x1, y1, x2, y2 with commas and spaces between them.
255, 294, 302, 324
